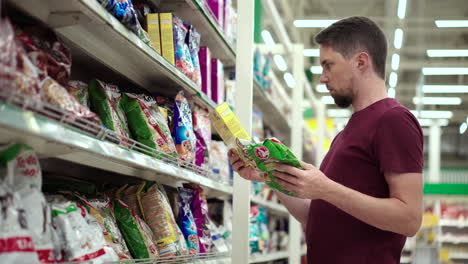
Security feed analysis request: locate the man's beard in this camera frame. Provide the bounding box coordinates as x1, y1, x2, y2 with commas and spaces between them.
333, 94, 353, 108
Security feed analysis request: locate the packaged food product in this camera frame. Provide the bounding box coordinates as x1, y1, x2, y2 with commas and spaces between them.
188, 26, 202, 87
253, 48, 262, 83
0, 19, 41, 103
236, 138, 303, 197
136, 182, 181, 257
258, 207, 269, 253
173, 91, 196, 163
67, 80, 90, 108
173, 16, 194, 78
88, 79, 130, 143
252, 108, 265, 143
183, 184, 212, 253
0, 144, 54, 263
249, 205, 262, 254
192, 106, 211, 169
75, 194, 132, 260
113, 199, 158, 259
262, 53, 273, 91
147, 13, 162, 54
209, 141, 230, 182
210, 59, 224, 104
121, 93, 177, 158
178, 188, 200, 255
48, 195, 119, 263
206, 0, 225, 28
225, 78, 236, 111
209, 102, 251, 149
118, 184, 143, 218
159, 13, 175, 64
198, 47, 211, 98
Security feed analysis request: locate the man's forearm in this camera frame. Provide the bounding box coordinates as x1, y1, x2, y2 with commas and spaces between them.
275, 191, 310, 227
322, 180, 420, 236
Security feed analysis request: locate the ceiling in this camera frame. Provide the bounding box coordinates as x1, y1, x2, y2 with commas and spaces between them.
263, 0, 468, 126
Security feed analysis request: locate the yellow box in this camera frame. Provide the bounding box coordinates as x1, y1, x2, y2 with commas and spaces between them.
210, 102, 251, 148
147, 13, 161, 54
159, 13, 175, 65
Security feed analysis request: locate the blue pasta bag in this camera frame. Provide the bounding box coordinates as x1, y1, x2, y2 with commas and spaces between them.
173, 91, 196, 162
178, 188, 200, 255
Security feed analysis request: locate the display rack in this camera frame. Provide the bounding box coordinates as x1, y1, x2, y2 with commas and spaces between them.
251, 196, 289, 216
249, 251, 289, 263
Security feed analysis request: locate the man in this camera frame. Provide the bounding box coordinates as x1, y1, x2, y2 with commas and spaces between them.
229, 16, 423, 264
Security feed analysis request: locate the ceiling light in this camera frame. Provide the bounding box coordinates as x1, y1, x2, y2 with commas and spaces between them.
327, 109, 351, 118
283, 72, 295, 88
389, 72, 398, 87
391, 54, 400, 71
397, 0, 407, 19
418, 119, 449, 127
310, 66, 322, 74
460, 123, 468, 134
320, 96, 335, 105
422, 85, 468, 93
427, 49, 468, 57
293, 20, 337, 28
412, 97, 462, 105
316, 84, 328, 93
274, 55, 288, 71
411, 110, 453, 119
422, 68, 468, 75
388, 88, 396, 98
261, 30, 275, 46
435, 20, 468, 28
303, 49, 320, 57
394, 28, 404, 49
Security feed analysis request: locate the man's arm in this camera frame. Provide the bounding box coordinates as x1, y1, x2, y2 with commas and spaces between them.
274, 191, 310, 228
273, 164, 423, 237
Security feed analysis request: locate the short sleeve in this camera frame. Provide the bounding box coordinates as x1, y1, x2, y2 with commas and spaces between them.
373, 107, 424, 173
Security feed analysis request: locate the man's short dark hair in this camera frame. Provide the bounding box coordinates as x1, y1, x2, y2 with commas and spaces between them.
315, 16, 387, 79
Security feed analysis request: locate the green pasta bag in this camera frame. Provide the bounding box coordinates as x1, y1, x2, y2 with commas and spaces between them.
236, 138, 303, 197
120, 93, 177, 158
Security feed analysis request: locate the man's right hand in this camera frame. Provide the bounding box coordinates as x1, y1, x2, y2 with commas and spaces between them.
228, 149, 265, 182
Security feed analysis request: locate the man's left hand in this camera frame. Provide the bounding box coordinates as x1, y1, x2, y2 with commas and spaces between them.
272, 161, 332, 199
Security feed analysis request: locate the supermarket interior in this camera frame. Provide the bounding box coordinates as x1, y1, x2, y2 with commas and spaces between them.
0, 0, 467, 263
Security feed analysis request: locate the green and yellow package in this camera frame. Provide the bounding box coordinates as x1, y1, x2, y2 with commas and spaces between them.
236, 138, 302, 197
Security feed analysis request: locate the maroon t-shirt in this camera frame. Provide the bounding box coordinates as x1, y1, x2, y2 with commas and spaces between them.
306, 98, 423, 264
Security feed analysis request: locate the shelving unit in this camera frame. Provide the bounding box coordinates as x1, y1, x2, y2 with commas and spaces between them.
249, 251, 289, 263
251, 196, 289, 216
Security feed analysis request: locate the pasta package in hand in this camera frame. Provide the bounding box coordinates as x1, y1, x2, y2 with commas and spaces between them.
75, 194, 132, 260
113, 199, 158, 259
235, 138, 303, 197
89, 79, 130, 143
137, 182, 182, 257
174, 91, 196, 162
121, 93, 177, 158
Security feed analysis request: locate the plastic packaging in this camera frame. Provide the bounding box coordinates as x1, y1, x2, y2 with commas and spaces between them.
173, 91, 196, 163
209, 141, 230, 182
188, 26, 202, 87
183, 184, 212, 253
119, 184, 143, 218
173, 16, 194, 78
88, 79, 130, 143
192, 106, 211, 169
121, 93, 177, 158
210, 59, 224, 104
178, 188, 200, 255
236, 138, 303, 196
67, 80, 90, 108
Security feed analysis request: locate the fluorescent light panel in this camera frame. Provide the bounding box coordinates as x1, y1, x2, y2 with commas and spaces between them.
394, 28, 404, 49
274, 55, 288, 71
422, 85, 468, 93
310, 66, 322, 74
427, 49, 468, 57
283, 72, 295, 88
435, 20, 468, 28
412, 97, 462, 105
418, 119, 450, 127
388, 88, 396, 98
391, 54, 400, 71
397, 0, 407, 19
411, 110, 453, 119
422, 68, 468, 75
294, 19, 337, 28
389, 72, 398, 87
460, 123, 468, 134
316, 84, 328, 93
261, 30, 275, 46
303, 49, 320, 57
320, 96, 335, 105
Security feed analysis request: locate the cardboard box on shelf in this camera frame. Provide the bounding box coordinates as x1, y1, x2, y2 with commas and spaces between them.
159, 13, 175, 65
199, 47, 212, 98
211, 58, 224, 105
147, 14, 161, 54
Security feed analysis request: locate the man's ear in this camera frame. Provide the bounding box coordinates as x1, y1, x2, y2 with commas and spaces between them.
355, 51, 370, 72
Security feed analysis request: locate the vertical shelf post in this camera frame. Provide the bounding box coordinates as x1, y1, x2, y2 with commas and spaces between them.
232, 0, 255, 262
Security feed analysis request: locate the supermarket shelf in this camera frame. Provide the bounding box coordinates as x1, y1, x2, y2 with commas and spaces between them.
251, 196, 289, 216
440, 219, 468, 228
451, 252, 468, 260
63, 252, 231, 263
11, 0, 217, 110
249, 251, 289, 263
400, 256, 412, 263
0, 102, 232, 197
159, 0, 236, 66
439, 236, 468, 244
253, 80, 291, 142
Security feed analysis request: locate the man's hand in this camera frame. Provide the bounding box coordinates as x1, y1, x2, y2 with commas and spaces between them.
228, 149, 265, 182
272, 161, 331, 199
